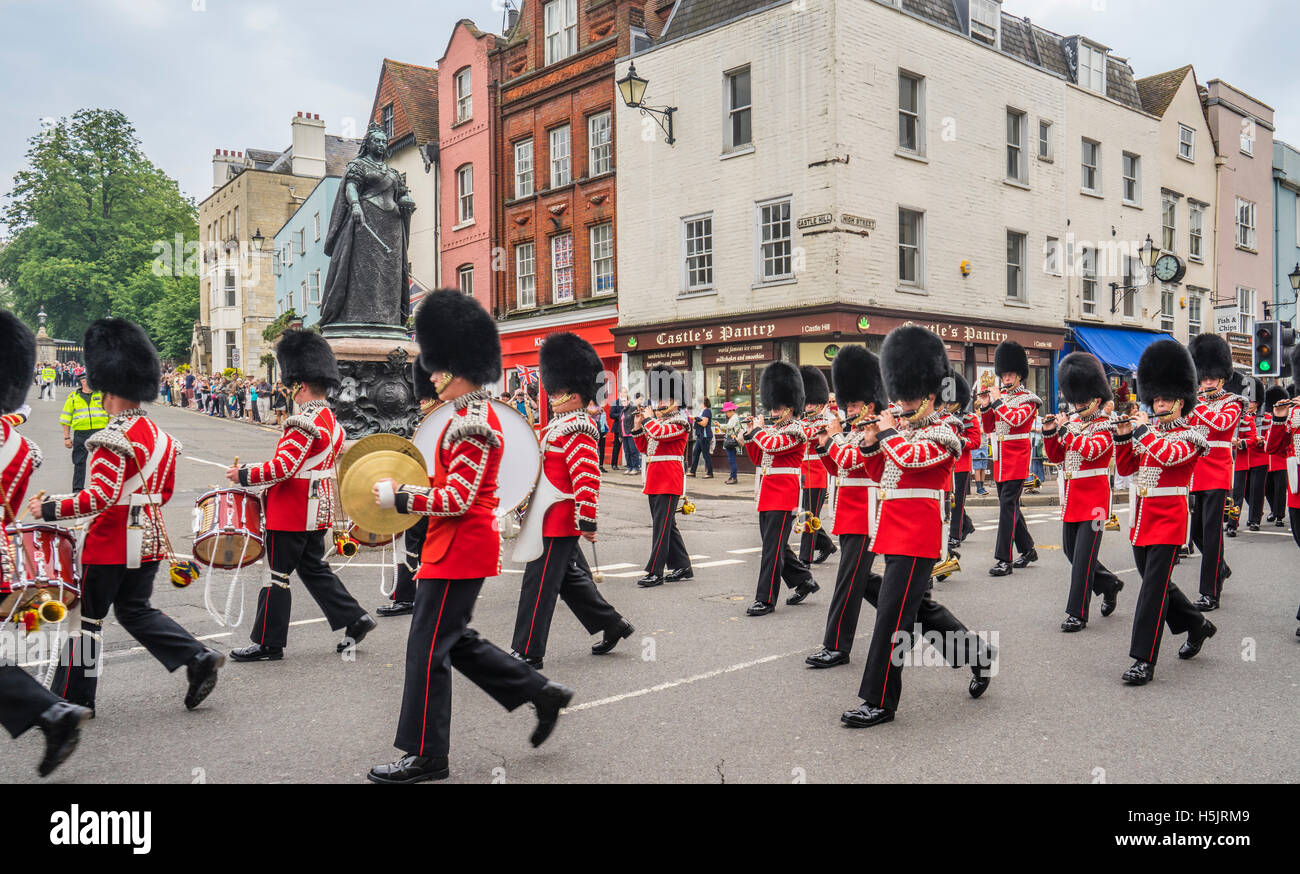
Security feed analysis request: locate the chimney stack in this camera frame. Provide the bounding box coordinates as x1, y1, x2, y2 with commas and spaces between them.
213, 148, 243, 191
290, 112, 326, 178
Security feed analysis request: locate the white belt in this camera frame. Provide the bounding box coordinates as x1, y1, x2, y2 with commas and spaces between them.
998, 433, 1032, 441
878, 488, 944, 501
757, 466, 801, 476
115, 492, 152, 508
295, 466, 336, 481
837, 478, 879, 487
1137, 486, 1189, 498
645, 455, 684, 465
1206, 441, 1233, 450
1064, 468, 1109, 481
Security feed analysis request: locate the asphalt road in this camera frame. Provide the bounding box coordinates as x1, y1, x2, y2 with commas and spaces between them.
4, 388, 1298, 784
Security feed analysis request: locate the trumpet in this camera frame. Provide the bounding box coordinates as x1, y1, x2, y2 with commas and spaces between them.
796, 510, 821, 534
677, 496, 696, 515
334, 531, 360, 558
932, 555, 961, 581
13, 591, 68, 633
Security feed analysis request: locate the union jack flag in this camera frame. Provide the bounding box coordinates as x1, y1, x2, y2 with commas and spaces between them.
517, 365, 538, 387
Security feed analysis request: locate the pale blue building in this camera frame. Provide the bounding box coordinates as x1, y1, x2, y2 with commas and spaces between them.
1273, 141, 1300, 326
274, 177, 340, 327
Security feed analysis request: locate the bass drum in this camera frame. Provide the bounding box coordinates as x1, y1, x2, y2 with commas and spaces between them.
412, 399, 540, 515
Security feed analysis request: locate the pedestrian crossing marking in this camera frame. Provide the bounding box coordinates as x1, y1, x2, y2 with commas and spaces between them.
727, 547, 763, 554
693, 559, 745, 568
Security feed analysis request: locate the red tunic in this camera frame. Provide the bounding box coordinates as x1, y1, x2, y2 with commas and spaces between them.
631, 412, 688, 496
979, 388, 1040, 482
1188, 391, 1242, 492
1234, 415, 1258, 472
1115, 420, 1208, 547
1263, 407, 1300, 509
43, 410, 179, 565
1043, 413, 1114, 524
0, 421, 42, 585
539, 410, 601, 537
1260, 418, 1289, 473
800, 410, 834, 490
397, 394, 504, 580
819, 435, 875, 536
744, 419, 806, 512
241, 401, 344, 532
861, 417, 961, 559
946, 413, 981, 473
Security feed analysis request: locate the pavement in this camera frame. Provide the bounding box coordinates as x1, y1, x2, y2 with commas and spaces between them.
3, 387, 1297, 784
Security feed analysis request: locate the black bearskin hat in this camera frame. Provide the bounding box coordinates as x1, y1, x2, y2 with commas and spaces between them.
1249, 377, 1265, 407
276, 330, 339, 389
1188, 333, 1233, 382
760, 361, 804, 413
947, 371, 972, 412
1058, 352, 1112, 406
1137, 339, 1197, 413
881, 325, 948, 402
540, 332, 603, 404
414, 290, 501, 387
994, 340, 1029, 380
0, 310, 36, 414
799, 365, 829, 407
1292, 344, 1300, 386
84, 318, 160, 403
1263, 385, 1288, 413
411, 359, 437, 402
831, 345, 886, 412
646, 365, 684, 406
1224, 370, 1246, 396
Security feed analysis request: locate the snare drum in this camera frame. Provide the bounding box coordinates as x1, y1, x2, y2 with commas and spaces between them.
193, 489, 265, 569
348, 524, 396, 550
1, 524, 81, 618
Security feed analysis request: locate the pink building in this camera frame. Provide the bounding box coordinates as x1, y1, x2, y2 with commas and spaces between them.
437, 19, 501, 309
1204, 80, 1275, 334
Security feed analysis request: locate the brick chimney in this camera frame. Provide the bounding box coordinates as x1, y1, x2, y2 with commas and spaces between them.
291, 111, 326, 178
212, 148, 243, 191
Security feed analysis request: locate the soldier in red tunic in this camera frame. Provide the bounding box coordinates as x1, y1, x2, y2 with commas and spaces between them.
631, 365, 693, 588
1261, 386, 1291, 526
39, 319, 224, 715
842, 327, 995, 727
806, 345, 886, 668
739, 362, 817, 616
1244, 378, 1270, 531
367, 291, 572, 784
943, 372, 980, 555
1042, 352, 1124, 632
798, 366, 838, 565
1185, 334, 1242, 611
0, 310, 91, 777
1226, 373, 1257, 538
228, 331, 374, 661
1262, 347, 1300, 635
1113, 340, 1217, 685
510, 333, 633, 667
979, 341, 1041, 576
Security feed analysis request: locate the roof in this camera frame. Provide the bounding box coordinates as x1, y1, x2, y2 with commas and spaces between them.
1136, 65, 1192, 117
659, 0, 786, 41
264, 135, 361, 177
373, 59, 440, 146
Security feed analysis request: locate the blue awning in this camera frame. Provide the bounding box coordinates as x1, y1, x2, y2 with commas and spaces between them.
1070, 326, 1174, 373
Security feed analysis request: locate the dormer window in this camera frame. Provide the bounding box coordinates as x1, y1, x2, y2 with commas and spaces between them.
1077, 42, 1107, 94
970, 0, 1000, 46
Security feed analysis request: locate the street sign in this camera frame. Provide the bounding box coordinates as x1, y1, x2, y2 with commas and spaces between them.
1214, 305, 1238, 336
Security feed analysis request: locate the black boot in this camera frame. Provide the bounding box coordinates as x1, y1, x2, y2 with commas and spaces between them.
230, 643, 283, 662
1060, 616, 1086, 633
840, 703, 895, 727
988, 561, 1013, 577
367, 754, 450, 784
1193, 594, 1219, 612
1122, 660, 1155, 685
636, 573, 664, 588
184, 649, 225, 710
786, 580, 820, 605
1011, 548, 1039, 569
1178, 619, 1217, 660
337, 613, 377, 652
805, 648, 849, 669
510, 650, 543, 670
530, 682, 574, 748
591, 619, 634, 655
1100, 579, 1124, 617
377, 601, 414, 617
664, 567, 694, 582
745, 600, 774, 616
36, 702, 92, 778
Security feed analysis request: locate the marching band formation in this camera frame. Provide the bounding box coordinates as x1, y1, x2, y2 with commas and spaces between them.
1, 293, 1299, 781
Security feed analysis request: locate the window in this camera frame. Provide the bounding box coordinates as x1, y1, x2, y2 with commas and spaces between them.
309, 270, 321, 305
1162, 195, 1177, 252
1188, 290, 1203, 335
514, 140, 534, 199
1038, 120, 1053, 161
1122, 152, 1140, 204
1240, 119, 1255, 155
224, 268, 237, 307
273, 250, 282, 277
1237, 287, 1255, 333
590, 223, 614, 295
1160, 287, 1175, 333
1006, 231, 1026, 301
457, 165, 474, 224
1081, 246, 1097, 316
727, 67, 752, 150
516, 243, 536, 308
1006, 109, 1027, 183
301, 280, 308, 312
1081, 139, 1100, 193
458, 265, 474, 297
969, 0, 1000, 45
1121, 257, 1138, 318
552, 234, 574, 302
630, 26, 651, 54
381, 103, 394, 140
1044, 236, 1062, 275
588, 112, 612, 176
898, 207, 925, 288
1236, 198, 1257, 250
544, 0, 578, 65
683, 214, 714, 291
285, 287, 294, 314
1189, 203, 1204, 261
313, 212, 321, 242
455, 68, 472, 123
224, 331, 238, 370
1178, 124, 1195, 160
549, 125, 571, 188
294, 228, 305, 255
1077, 43, 1107, 94
232, 207, 238, 239
898, 72, 923, 154
757, 199, 793, 282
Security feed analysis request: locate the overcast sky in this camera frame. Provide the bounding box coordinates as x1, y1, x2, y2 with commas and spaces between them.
1, 0, 1298, 232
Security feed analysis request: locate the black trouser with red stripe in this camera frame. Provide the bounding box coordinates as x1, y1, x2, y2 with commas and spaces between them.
1266, 471, 1287, 520
644, 494, 690, 578
1189, 490, 1230, 599
391, 518, 429, 604
1061, 521, 1120, 622
1245, 466, 1268, 525
821, 533, 876, 654
993, 479, 1034, 562
0, 665, 61, 738
798, 488, 835, 562
52, 563, 206, 709
949, 472, 975, 544
250, 530, 366, 649
513, 536, 622, 659
857, 554, 988, 712
395, 577, 547, 759
1228, 471, 1248, 531
755, 510, 812, 606
1128, 544, 1204, 666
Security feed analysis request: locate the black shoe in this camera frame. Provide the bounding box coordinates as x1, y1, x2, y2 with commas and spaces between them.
1011, 548, 1038, 569
1247, 523, 1260, 532
664, 567, 693, 582
1178, 619, 1216, 660
530, 681, 574, 748
1277, 519, 1287, 528
337, 613, 377, 653
1060, 616, 1086, 633
636, 574, 664, 588
811, 544, 837, 564
786, 581, 820, 605
230, 644, 284, 662
1266, 514, 1278, 523
376, 601, 414, 617
591, 619, 634, 655
962, 519, 976, 539
510, 650, 543, 669
841, 703, 895, 727
1122, 660, 1155, 685
184, 649, 225, 710
1225, 528, 1237, 538
969, 646, 996, 699
805, 648, 849, 669
947, 538, 961, 555
1193, 595, 1219, 612
988, 561, 1013, 577
1100, 580, 1124, 618
367, 754, 450, 784
36, 702, 92, 778
745, 600, 774, 616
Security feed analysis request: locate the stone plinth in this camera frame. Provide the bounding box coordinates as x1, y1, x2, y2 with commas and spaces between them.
325, 334, 421, 439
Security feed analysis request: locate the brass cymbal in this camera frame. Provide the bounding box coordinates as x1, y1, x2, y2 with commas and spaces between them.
338, 433, 425, 487
339, 450, 427, 536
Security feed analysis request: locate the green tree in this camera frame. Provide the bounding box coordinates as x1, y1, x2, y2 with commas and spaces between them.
0, 109, 198, 357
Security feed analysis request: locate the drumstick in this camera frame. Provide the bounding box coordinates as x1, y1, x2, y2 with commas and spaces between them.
17, 490, 44, 524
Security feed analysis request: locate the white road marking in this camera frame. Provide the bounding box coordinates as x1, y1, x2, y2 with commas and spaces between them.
595, 563, 637, 571
688, 554, 710, 560
692, 559, 745, 568
185, 456, 231, 469
727, 547, 763, 554
603, 571, 653, 579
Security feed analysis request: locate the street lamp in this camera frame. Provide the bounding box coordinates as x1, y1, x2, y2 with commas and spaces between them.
1110, 235, 1158, 314
617, 62, 676, 146
1290, 262, 1300, 294
251, 228, 265, 251
1265, 262, 1300, 320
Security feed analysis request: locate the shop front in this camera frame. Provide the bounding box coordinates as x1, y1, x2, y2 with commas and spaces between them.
498, 308, 621, 400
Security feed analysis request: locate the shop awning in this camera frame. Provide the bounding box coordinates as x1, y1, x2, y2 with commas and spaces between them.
1070, 325, 1174, 373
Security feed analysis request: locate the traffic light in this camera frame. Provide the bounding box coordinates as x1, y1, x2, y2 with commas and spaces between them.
1253, 320, 1279, 377
1281, 323, 1297, 379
